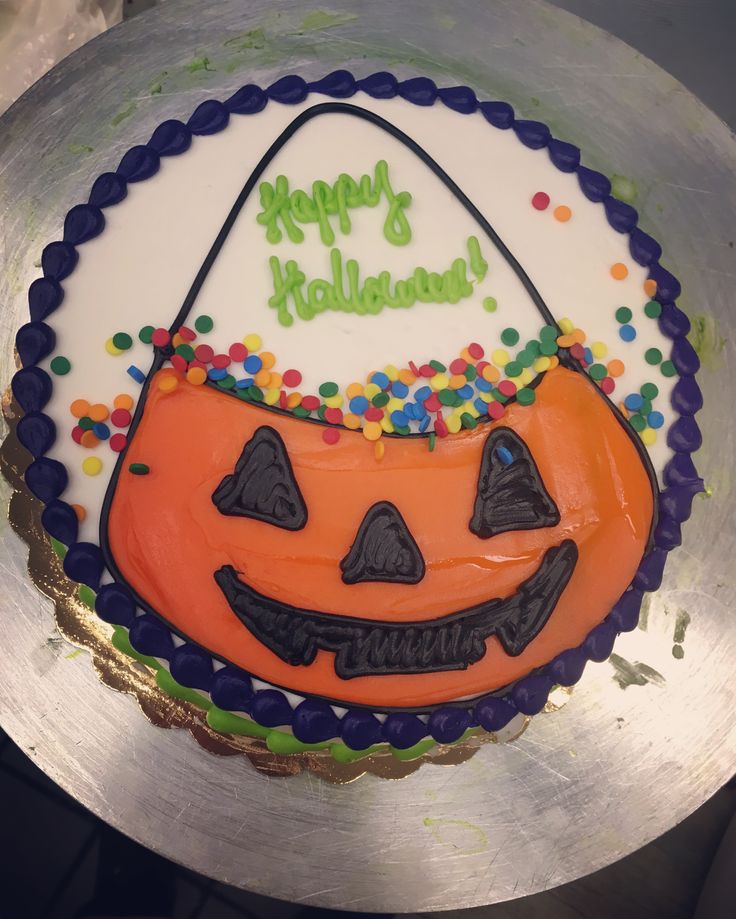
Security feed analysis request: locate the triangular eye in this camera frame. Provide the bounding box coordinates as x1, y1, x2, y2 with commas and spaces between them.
341, 502, 425, 585
212, 426, 307, 530
470, 428, 559, 539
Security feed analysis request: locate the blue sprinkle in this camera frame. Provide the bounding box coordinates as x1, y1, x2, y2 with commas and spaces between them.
457, 384, 474, 399
208, 367, 227, 381
391, 410, 409, 427
496, 446, 514, 465
349, 395, 369, 415
583, 347, 593, 364
648, 410, 665, 429
624, 393, 643, 411
418, 415, 431, 433
404, 402, 417, 421
619, 324, 637, 342
391, 380, 409, 398
413, 401, 427, 419
244, 355, 262, 373
414, 385, 432, 403
475, 377, 492, 392
92, 422, 110, 440
474, 397, 489, 415
127, 365, 145, 383
235, 377, 254, 389
371, 371, 390, 390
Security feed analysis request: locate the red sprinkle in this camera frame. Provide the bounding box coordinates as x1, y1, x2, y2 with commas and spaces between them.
151, 328, 171, 347
449, 358, 468, 374
228, 342, 247, 362
188, 359, 207, 371
424, 393, 442, 413
170, 354, 187, 373
600, 376, 615, 395
419, 364, 436, 377
467, 342, 484, 360
487, 401, 506, 420
498, 380, 517, 397
212, 353, 231, 369
109, 433, 128, 452
71, 425, 84, 444
282, 369, 302, 388
364, 407, 384, 422
475, 360, 490, 376
569, 343, 585, 361
110, 408, 132, 428
531, 191, 550, 211
409, 361, 421, 377
434, 418, 448, 438
322, 428, 340, 445
324, 407, 343, 424
194, 344, 214, 363
279, 390, 287, 409
301, 395, 320, 411
178, 326, 196, 342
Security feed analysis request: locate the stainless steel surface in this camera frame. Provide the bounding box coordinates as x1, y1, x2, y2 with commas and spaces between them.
0, 0, 734, 911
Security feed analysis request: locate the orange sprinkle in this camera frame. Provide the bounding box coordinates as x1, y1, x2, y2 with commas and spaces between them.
607, 359, 625, 378
619, 401, 629, 418
571, 328, 586, 344
158, 375, 178, 393
643, 278, 657, 297
171, 332, 184, 348
374, 441, 385, 461
346, 382, 363, 399
557, 334, 576, 348
254, 368, 271, 387
71, 504, 87, 523
449, 373, 466, 390
80, 430, 100, 449
286, 392, 302, 409
343, 412, 361, 430
113, 393, 134, 411
398, 369, 416, 386
70, 398, 90, 418
610, 262, 629, 280
259, 351, 276, 370
460, 347, 474, 364
548, 355, 560, 369
553, 205, 572, 222
482, 364, 501, 383
88, 403, 109, 422
269, 372, 283, 389
186, 366, 207, 386
363, 421, 382, 442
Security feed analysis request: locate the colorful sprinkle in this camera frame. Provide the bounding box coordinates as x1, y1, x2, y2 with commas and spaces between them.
322, 428, 340, 445
610, 262, 629, 280
158, 375, 179, 393
641, 382, 659, 400
282, 369, 302, 388
109, 433, 127, 452
319, 381, 339, 398
641, 428, 657, 446
186, 366, 207, 385
501, 328, 520, 347
82, 456, 103, 476
151, 328, 170, 348
615, 307, 632, 323
127, 365, 146, 383
607, 359, 625, 377
50, 356, 71, 375
482, 296, 497, 313
70, 399, 90, 418
643, 278, 657, 297
645, 347, 662, 365
644, 300, 662, 319
88, 403, 109, 422
619, 325, 636, 342
362, 421, 382, 442
531, 191, 550, 210
92, 422, 110, 440
129, 463, 150, 475
517, 387, 536, 406
243, 333, 262, 351
72, 504, 87, 522
374, 441, 385, 461
553, 205, 572, 222
228, 342, 247, 362
660, 360, 677, 377
80, 430, 99, 449
194, 315, 214, 333
112, 332, 133, 351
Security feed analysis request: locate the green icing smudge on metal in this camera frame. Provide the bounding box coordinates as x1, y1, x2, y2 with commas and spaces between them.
433, 13, 456, 30
223, 29, 267, 51
67, 143, 94, 155
672, 608, 691, 658
422, 817, 489, 856
64, 649, 83, 661
637, 593, 651, 632
297, 10, 358, 32
609, 653, 665, 690
610, 175, 637, 203
111, 102, 138, 127
186, 56, 215, 74
687, 313, 726, 369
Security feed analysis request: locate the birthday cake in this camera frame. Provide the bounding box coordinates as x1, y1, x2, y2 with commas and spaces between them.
9, 71, 704, 762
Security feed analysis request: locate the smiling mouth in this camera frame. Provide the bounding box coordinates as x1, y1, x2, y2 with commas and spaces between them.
214, 540, 578, 679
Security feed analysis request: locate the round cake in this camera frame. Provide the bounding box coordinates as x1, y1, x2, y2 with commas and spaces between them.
8, 70, 704, 762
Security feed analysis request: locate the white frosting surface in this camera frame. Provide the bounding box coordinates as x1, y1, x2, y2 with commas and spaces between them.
36, 93, 677, 541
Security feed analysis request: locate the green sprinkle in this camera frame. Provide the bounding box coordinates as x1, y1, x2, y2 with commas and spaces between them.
482, 296, 498, 313
525, 340, 541, 357
639, 399, 653, 416
194, 315, 214, 333
372, 392, 390, 408
460, 412, 477, 429
429, 359, 446, 373
50, 356, 71, 375
247, 385, 263, 402
439, 389, 456, 406
129, 462, 150, 475
641, 382, 659, 400
175, 343, 195, 361
317, 405, 327, 420
589, 363, 607, 381
217, 374, 236, 390
293, 405, 310, 418
660, 360, 677, 377
464, 365, 477, 381
319, 381, 339, 398
394, 425, 411, 436
517, 349, 534, 368
501, 327, 520, 346
138, 325, 154, 343
517, 387, 536, 406
235, 388, 250, 400
644, 300, 662, 319
539, 325, 558, 342
78, 416, 94, 431
645, 347, 663, 365
629, 414, 646, 432
540, 340, 558, 356
615, 307, 632, 324
504, 361, 522, 378
428, 432, 436, 452
112, 332, 133, 351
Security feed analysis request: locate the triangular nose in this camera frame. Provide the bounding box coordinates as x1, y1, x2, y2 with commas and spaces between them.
340, 501, 425, 585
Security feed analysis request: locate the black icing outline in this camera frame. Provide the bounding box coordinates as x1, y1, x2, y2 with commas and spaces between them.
340, 501, 425, 585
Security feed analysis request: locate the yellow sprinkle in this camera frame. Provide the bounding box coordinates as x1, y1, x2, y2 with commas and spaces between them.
446, 414, 462, 434
264, 388, 280, 405
449, 374, 466, 389
380, 415, 395, 434
82, 456, 103, 476
105, 338, 123, 356
374, 441, 385, 462
343, 412, 361, 430
591, 341, 608, 359
364, 382, 380, 399
243, 333, 262, 351
158, 375, 179, 393
363, 421, 382, 442
324, 394, 344, 408
482, 364, 500, 383
386, 397, 404, 414
430, 373, 450, 391
255, 369, 271, 387
451, 404, 464, 417
641, 427, 657, 446
520, 368, 535, 385
286, 392, 302, 409
558, 317, 574, 334
398, 369, 416, 386
269, 372, 283, 389
383, 364, 399, 381
533, 356, 551, 373
346, 382, 364, 399
492, 349, 509, 367
463, 400, 479, 418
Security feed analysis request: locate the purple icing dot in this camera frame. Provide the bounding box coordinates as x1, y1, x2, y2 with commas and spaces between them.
513, 119, 551, 149
357, 71, 398, 99
479, 100, 514, 129
397, 76, 437, 106
148, 119, 192, 156
659, 483, 703, 523
266, 75, 308, 104
88, 172, 128, 209
12, 367, 52, 412
117, 145, 160, 182
341, 710, 383, 750
41, 499, 78, 547
41, 241, 78, 282
383, 712, 428, 749
548, 647, 587, 686
633, 548, 668, 592
604, 196, 638, 233
62, 541, 104, 590
15, 322, 56, 367
547, 138, 580, 172
576, 165, 611, 202
672, 338, 700, 376
671, 376, 703, 415
17, 411, 56, 457
664, 452, 701, 488
209, 666, 253, 711
648, 264, 681, 302
610, 589, 644, 632
628, 227, 662, 267
511, 675, 554, 715
129, 614, 174, 659
29, 277, 64, 322
63, 204, 105, 245
654, 515, 683, 551
25, 456, 67, 503
308, 70, 357, 98
170, 644, 213, 691
94, 582, 136, 627
474, 696, 517, 731
584, 620, 617, 662
658, 304, 691, 339
224, 84, 267, 114
187, 99, 229, 134
437, 85, 477, 115
428, 707, 472, 744
292, 699, 341, 744
249, 689, 292, 726
667, 416, 702, 452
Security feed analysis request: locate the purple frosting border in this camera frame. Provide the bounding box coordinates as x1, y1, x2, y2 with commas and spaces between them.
9, 69, 704, 751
